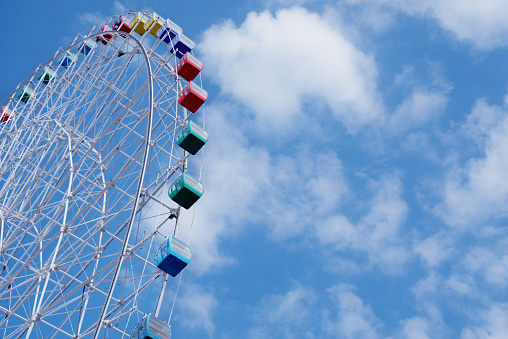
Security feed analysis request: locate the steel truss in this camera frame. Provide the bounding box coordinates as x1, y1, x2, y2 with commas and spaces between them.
0, 12, 198, 338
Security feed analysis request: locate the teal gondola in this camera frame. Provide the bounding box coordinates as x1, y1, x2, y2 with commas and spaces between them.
37, 66, 56, 85
176, 120, 208, 155
168, 172, 204, 209
17, 86, 33, 104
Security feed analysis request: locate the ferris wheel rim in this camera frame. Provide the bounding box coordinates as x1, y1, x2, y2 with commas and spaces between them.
82, 30, 156, 339
0, 29, 158, 337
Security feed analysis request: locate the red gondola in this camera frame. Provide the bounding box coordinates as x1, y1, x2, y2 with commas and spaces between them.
97, 24, 113, 45
178, 81, 208, 113
114, 15, 132, 35
176, 52, 203, 82
1, 106, 13, 123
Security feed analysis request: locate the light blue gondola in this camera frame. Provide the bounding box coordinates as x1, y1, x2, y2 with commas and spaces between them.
78, 39, 96, 55
57, 53, 75, 68
154, 236, 191, 277
130, 313, 171, 339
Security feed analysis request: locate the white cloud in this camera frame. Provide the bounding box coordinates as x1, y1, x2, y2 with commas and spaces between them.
463, 98, 505, 145
263, 151, 349, 239
411, 271, 441, 299
176, 282, 217, 336
393, 65, 416, 88
463, 247, 508, 287
424, 0, 508, 49
249, 284, 317, 338
200, 7, 383, 133
77, 11, 109, 27
264, 0, 315, 7
438, 98, 508, 227
462, 304, 508, 339
414, 231, 455, 268
356, 0, 508, 49
325, 284, 381, 339
345, 3, 396, 32
248, 283, 383, 338
260, 285, 316, 323
372, 270, 452, 338
400, 131, 439, 161
390, 316, 433, 339
389, 89, 448, 134
113, 0, 129, 14
446, 273, 475, 295
316, 175, 410, 271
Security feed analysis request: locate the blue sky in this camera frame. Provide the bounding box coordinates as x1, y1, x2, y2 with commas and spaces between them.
3, 0, 508, 338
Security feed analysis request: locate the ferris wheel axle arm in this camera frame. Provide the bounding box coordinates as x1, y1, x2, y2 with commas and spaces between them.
92, 31, 154, 339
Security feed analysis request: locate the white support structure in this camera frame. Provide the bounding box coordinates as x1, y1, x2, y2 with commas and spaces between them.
0, 11, 205, 339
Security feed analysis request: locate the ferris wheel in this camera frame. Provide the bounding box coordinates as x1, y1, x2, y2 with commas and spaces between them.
0, 10, 208, 339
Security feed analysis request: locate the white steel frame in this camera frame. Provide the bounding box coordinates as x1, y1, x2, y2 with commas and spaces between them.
0, 11, 199, 339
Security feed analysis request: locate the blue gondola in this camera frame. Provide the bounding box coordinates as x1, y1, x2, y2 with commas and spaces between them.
156, 18, 182, 44
154, 236, 191, 277
169, 32, 194, 59
130, 313, 171, 339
